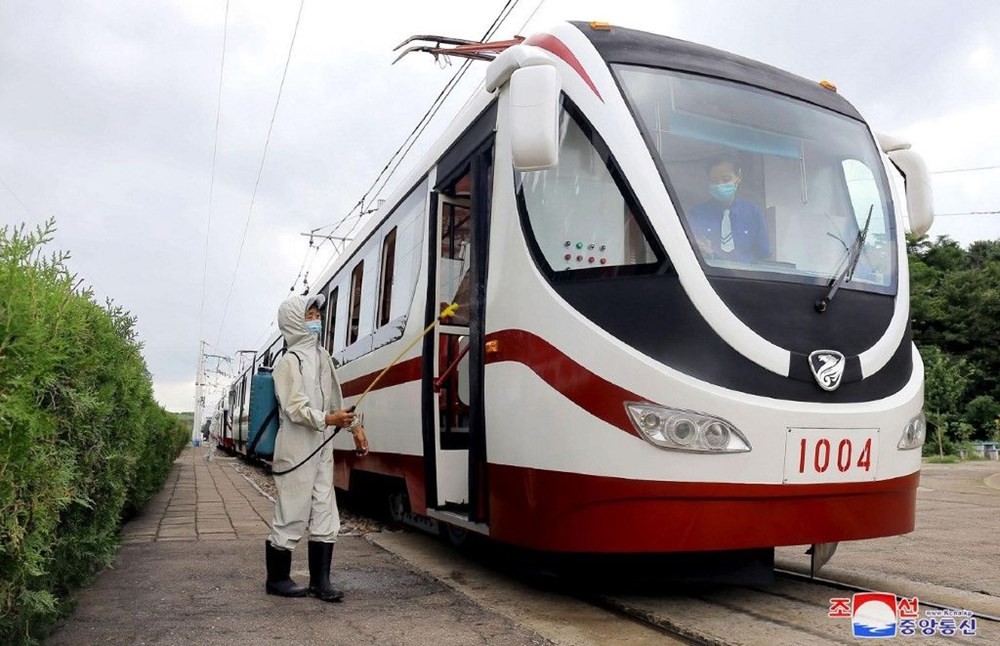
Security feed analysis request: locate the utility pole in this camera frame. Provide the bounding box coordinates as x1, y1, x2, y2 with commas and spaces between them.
194, 347, 231, 444
193, 340, 207, 444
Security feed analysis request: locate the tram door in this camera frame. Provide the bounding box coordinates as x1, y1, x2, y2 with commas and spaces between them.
422, 121, 493, 527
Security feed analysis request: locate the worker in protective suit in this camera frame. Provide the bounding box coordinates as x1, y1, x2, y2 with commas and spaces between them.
265, 293, 369, 602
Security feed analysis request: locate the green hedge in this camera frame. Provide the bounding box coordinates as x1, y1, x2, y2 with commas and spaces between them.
0, 220, 189, 644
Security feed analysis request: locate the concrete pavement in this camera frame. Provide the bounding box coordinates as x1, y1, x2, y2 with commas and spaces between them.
47, 447, 549, 645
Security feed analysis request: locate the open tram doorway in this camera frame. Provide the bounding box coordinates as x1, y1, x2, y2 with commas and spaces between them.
421, 110, 495, 536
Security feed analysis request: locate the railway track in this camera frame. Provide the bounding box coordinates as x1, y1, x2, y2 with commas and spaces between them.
243, 454, 999, 644
376, 527, 1000, 646
774, 568, 1000, 623
577, 569, 998, 646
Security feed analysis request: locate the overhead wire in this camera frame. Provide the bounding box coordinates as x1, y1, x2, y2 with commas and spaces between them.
0, 174, 36, 218
361, 0, 521, 210
355, 0, 540, 223
363, 0, 537, 211
931, 164, 1000, 174
289, 0, 524, 292
247, 0, 530, 356
197, 0, 230, 347
352, 0, 517, 218
214, 0, 307, 350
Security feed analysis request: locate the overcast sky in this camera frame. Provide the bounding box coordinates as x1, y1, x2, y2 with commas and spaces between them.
3, 0, 999, 413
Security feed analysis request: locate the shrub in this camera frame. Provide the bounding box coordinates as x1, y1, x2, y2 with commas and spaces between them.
0, 220, 187, 644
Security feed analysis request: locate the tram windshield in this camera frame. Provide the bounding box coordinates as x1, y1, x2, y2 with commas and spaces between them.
615, 65, 897, 294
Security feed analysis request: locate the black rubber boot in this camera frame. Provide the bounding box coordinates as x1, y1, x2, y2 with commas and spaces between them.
265, 541, 308, 597
307, 540, 344, 602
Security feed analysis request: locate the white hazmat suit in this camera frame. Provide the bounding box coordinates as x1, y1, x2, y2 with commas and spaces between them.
268, 293, 343, 550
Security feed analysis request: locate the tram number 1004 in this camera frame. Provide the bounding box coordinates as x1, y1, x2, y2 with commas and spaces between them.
799, 437, 871, 474
784, 429, 879, 483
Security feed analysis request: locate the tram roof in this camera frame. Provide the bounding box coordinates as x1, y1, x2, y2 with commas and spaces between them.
571, 21, 864, 121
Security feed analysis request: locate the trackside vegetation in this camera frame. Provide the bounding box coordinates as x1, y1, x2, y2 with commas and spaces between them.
908, 235, 1000, 455
0, 220, 189, 644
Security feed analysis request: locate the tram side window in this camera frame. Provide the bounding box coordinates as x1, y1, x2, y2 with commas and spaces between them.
324, 287, 339, 353
347, 261, 364, 346
377, 228, 397, 328
388, 181, 428, 322
516, 101, 660, 276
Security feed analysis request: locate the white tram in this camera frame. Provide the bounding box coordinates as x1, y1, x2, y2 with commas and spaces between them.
220, 22, 934, 564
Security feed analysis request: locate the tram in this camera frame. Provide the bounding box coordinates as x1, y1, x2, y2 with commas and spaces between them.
217, 21, 934, 569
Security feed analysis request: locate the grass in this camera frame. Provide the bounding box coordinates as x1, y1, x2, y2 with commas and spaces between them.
923, 455, 961, 464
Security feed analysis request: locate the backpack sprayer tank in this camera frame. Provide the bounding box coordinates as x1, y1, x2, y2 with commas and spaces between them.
247, 366, 279, 458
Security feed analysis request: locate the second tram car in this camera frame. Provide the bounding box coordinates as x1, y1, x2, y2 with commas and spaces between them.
217, 21, 934, 567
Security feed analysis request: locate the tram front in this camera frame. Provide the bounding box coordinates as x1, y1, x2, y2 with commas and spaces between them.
487, 22, 933, 559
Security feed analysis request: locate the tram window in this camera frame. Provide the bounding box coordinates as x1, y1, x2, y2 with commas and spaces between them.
615, 65, 896, 294
377, 227, 397, 328
388, 181, 428, 322
439, 199, 472, 323
325, 286, 339, 352
516, 101, 660, 276
347, 261, 364, 346
842, 160, 887, 236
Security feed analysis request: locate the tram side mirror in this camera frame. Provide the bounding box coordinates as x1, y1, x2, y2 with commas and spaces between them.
875, 133, 934, 236
888, 149, 934, 236
509, 65, 561, 171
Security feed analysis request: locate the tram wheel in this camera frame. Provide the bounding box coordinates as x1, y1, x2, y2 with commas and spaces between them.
442, 523, 469, 547
388, 489, 408, 525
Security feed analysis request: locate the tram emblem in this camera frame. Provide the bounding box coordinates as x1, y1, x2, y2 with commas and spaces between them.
809, 350, 845, 391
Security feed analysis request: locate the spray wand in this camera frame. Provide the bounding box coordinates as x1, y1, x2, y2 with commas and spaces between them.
272, 303, 459, 476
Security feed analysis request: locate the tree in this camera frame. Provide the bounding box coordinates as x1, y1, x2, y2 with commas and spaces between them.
909, 235, 1000, 449
967, 239, 1000, 269
965, 395, 1000, 439
920, 235, 967, 272
920, 346, 971, 456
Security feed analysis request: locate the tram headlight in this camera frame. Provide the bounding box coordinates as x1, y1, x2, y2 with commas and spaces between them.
639, 411, 663, 433
665, 415, 699, 446
703, 422, 731, 449
624, 403, 751, 453
898, 412, 926, 450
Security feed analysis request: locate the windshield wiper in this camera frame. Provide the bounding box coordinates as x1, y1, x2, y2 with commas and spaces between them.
814, 205, 873, 313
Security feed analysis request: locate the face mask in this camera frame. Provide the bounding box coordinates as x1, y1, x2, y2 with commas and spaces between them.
709, 182, 738, 202
305, 320, 322, 335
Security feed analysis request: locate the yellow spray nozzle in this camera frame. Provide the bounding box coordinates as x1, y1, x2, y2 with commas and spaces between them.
440, 303, 459, 319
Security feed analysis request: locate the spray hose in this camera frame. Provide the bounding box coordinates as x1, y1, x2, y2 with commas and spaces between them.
271, 303, 459, 476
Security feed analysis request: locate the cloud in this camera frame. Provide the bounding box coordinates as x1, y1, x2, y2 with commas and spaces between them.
3, 0, 999, 414
968, 44, 994, 70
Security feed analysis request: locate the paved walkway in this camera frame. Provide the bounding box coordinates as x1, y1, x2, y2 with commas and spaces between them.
47, 447, 548, 646
120, 447, 272, 544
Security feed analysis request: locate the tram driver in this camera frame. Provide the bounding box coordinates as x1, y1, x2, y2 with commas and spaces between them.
688, 156, 770, 264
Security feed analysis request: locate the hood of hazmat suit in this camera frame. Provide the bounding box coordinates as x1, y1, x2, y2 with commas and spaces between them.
269, 293, 343, 549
